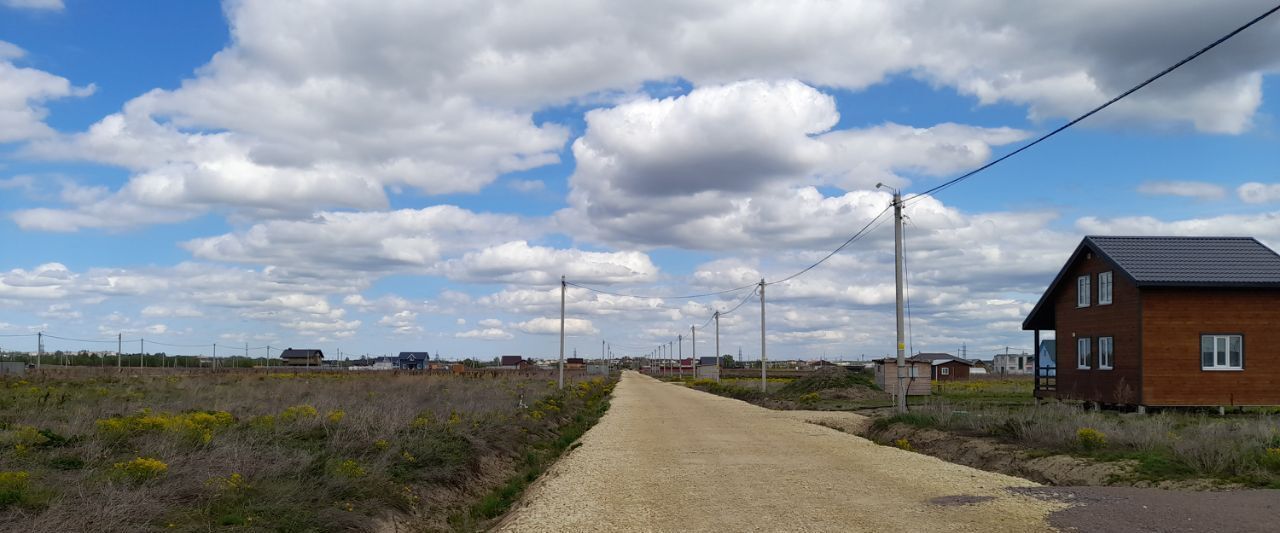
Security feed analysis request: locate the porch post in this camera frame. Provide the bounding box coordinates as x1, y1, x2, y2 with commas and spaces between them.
1033, 329, 1041, 394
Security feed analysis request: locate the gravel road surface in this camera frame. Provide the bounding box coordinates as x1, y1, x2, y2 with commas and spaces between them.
497, 371, 1060, 532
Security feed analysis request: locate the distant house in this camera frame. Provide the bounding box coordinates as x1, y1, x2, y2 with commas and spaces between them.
1037, 340, 1057, 378
992, 352, 1034, 376
498, 355, 529, 370
910, 353, 975, 381
397, 352, 429, 370
565, 357, 586, 369
1024, 236, 1280, 407
280, 348, 323, 367
873, 358, 931, 396
697, 356, 718, 367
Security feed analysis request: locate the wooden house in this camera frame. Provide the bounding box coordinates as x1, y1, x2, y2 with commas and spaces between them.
497, 355, 529, 369
873, 358, 931, 396
1023, 236, 1280, 407
280, 348, 324, 367
910, 353, 975, 381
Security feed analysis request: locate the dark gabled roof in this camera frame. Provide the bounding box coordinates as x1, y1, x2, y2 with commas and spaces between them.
500, 355, 524, 365
909, 353, 975, 366
398, 351, 429, 360
1089, 236, 1280, 285
1023, 236, 1280, 330
698, 356, 718, 366
280, 348, 323, 359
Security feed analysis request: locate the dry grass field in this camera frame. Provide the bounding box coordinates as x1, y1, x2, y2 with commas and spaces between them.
0, 370, 613, 532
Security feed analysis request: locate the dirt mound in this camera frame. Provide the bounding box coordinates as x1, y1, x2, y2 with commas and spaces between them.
777, 367, 876, 396
867, 423, 1135, 486
863, 423, 1238, 490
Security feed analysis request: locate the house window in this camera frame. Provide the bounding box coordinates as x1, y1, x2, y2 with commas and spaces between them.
1077, 275, 1091, 307
1098, 271, 1113, 305
1201, 335, 1243, 371
1077, 337, 1091, 369
1098, 337, 1113, 370
940, 367, 950, 376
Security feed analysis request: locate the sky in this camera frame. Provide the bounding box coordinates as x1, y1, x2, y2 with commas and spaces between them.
1, 0, 1279, 362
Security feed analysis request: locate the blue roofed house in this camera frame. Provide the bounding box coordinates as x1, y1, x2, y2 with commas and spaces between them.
397, 352, 429, 370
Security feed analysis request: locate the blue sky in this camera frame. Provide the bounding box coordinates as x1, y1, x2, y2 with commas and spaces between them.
2, 0, 1279, 361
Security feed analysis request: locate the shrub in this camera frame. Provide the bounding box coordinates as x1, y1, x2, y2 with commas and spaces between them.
206, 473, 250, 493
893, 438, 913, 451
335, 459, 366, 479
1261, 447, 1280, 471
113, 457, 169, 483
96, 410, 233, 445
1076, 427, 1107, 451
0, 471, 30, 507
326, 410, 345, 424
279, 405, 318, 422
798, 393, 820, 405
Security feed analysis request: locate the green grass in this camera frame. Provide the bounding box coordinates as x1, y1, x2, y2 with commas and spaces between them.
873, 398, 1280, 487
450, 380, 614, 531
0, 372, 617, 531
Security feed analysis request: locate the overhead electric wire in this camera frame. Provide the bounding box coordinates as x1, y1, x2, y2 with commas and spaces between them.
0, 333, 37, 337
565, 280, 758, 300
764, 204, 894, 286
44, 334, 117, 344
904, 3, 1280, 206
143, 339, 216, 348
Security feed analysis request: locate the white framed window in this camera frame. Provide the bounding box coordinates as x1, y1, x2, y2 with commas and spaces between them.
1077, 337, 1091, 369
1098, 337, 1113, 370
1098, 271, 1113, 305
1077, 275, 1091, 307
1201, 334, 1243, 371
940, 367, 950, 376
909, 366, 920, 378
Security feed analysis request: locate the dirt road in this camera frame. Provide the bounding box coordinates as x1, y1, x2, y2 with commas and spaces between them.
498, 371, 1060, 532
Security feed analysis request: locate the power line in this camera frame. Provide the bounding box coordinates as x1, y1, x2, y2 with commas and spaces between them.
43, 334, 117, 344
143, 339, 216, 348
0, 333, 37, 337
904, 3, 1280, 205
565, 280, 758, 300
764, 204, 894, 286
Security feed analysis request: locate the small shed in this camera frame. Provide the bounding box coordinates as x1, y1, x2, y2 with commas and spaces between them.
280, 348, 324, 367
874, 358, 931, 396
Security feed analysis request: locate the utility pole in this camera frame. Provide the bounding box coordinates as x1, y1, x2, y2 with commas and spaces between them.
691, 325, 696, 379
558, 275, 566, 390
36, 332, 42, 368
678, 334, 683, 379
881, 185, 908, 414
668, 341, 673, 378
602, 340, 605, 376
117, 333, 122, 369
759, 278, 767, 393
714, 311, 721, 383
213, 343, 217, 370
140, 338, 144, 368
266, 345, 271, 372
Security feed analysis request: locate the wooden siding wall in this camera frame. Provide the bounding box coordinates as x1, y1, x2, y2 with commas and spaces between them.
1142, 288, 1280, 406
932, 362, 970, 381
1053, 249, 1143, 404
875, 362, 931, 396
